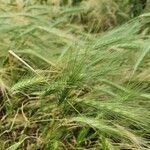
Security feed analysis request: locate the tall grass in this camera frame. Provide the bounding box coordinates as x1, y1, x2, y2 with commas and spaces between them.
0, 0, 150, 149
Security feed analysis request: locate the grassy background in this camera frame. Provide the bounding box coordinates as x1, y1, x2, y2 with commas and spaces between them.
0, 0, 150, 149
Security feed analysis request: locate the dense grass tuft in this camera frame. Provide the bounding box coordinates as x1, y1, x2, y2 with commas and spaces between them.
0, 0, 150, 149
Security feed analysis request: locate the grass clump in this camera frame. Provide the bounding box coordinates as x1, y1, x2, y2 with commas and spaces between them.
0, 0, 150, 149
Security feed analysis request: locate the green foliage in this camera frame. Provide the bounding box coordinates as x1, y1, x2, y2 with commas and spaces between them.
6, 138, 26, 150
0, 0, 150, 149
